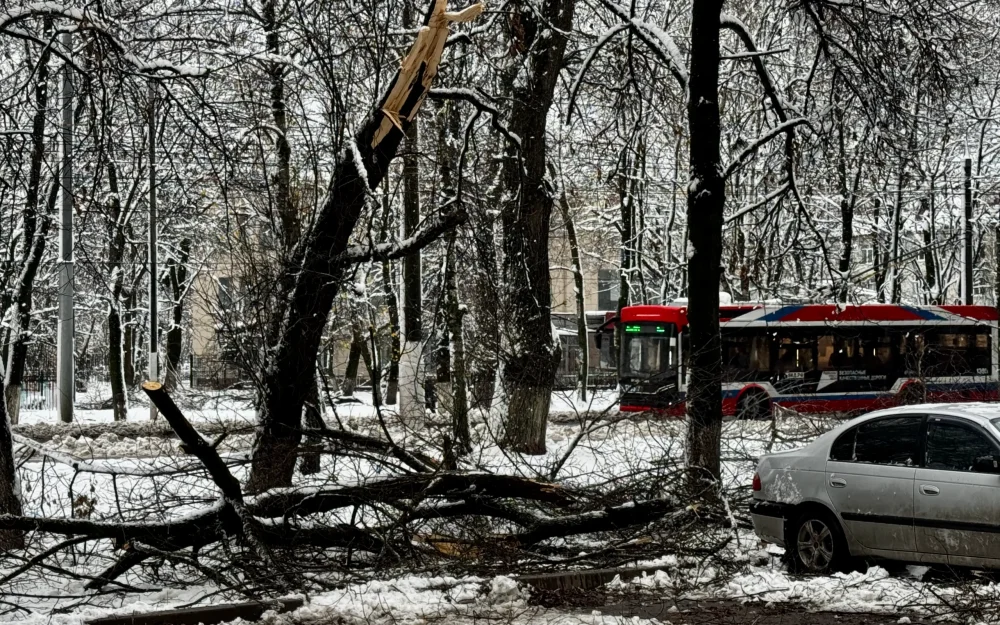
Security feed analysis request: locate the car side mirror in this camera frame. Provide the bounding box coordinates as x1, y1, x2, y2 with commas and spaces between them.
974, 455, 1000, 473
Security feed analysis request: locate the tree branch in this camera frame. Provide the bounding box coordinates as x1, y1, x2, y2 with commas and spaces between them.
337, 207, 467, 265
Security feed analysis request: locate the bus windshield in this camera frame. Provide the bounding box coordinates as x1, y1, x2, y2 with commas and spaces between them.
621, 322, 677, 379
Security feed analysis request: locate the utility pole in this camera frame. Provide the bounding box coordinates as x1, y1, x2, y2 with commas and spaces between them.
148, 81, 159, 420
965, 157, 974, 305
57, 32, 74, 424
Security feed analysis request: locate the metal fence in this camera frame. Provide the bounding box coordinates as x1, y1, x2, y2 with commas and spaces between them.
19, 373, 58, 411
189, 355, 250, 390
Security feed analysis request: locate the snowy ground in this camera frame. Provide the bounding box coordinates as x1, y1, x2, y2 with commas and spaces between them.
5, 391, 1000, 624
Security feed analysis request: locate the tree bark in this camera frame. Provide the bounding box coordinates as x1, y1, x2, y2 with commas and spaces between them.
873, 198, 884, 302
106, 160, 129, 421
398, 117, 425, 422
5, 36, 53, 424
437, 99, 470, 451
556, 180, 588, 402
263, 0, 298, 252
835, 98, 853, 303
499, 0, 575, 454
299, 375, 322, 475
0, 376, 23, 550
614, 147, 637, 374
469, 208, 500, 409
684, 0, 725, 482
380, 190, 401, 405
164, 239, 191, 391
342, 324, 363, 397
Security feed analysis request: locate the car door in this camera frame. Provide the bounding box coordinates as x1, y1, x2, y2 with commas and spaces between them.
913, 416, 1000, 567
826, 415, 920, 557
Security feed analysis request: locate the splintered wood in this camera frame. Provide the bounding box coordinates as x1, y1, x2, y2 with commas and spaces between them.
373, 0, 484, 148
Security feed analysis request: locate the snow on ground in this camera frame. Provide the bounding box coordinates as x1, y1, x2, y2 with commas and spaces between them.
6, 390, 996, 624
610, 556, 1000, 621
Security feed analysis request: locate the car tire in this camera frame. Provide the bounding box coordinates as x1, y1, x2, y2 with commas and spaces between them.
785, 508, 850, 575
737, 390, 771, 421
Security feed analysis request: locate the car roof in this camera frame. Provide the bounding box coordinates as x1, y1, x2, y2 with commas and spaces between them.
853, 402, 1000, 428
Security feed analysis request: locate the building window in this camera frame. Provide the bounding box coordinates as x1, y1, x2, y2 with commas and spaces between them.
857, 246, 874, 265
974, 272, 991, 298
217, 277, 233, 311
597, 269, 620, 311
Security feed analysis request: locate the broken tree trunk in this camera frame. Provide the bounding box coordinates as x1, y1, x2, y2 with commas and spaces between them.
249, 0, 482, 493
399, 0, 425, 425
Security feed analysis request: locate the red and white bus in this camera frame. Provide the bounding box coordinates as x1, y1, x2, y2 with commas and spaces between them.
611, 303, 1000, 419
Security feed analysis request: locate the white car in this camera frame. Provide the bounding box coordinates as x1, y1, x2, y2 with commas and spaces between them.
751, 403, 1000, 574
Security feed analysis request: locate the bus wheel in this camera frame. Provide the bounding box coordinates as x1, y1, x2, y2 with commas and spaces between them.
737, 390, 771, 420
897, 383, 925, 406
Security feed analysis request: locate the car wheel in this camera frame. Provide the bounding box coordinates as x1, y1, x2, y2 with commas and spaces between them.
786, 509, 849, 574
737, 390, 771, 420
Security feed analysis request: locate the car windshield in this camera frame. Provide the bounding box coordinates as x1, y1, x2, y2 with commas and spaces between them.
991, 418, 1000, 434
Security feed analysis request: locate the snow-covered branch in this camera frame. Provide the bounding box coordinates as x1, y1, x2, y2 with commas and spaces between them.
723, 118, 812, 180
337, 207, 467, 265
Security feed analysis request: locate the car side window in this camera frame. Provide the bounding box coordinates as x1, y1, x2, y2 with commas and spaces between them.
830, 427, 857, 461
926, 419, 998, 472
852, 416, 922, 466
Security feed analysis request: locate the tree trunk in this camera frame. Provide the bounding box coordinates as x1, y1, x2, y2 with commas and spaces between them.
556, 179, 588, 402
398, 116, 425, 424
263, 0, 298, 251
164, 239, 190, 391
499, 0, 575, 454
890, 163, 905, 304
342, 324, 363, 397
249, 0, 480, 491
5, 36, 53, 424
398, 0, 424, 424
381, 189, 401, 405
299, 375, 322, 475
437, 99, 469, 451
835, 99, 853, 303
0, 375, 22, 550
684, 0, 725, 482
922, 198, 937, 302
469, 209, 500, 409
106, 160, 129, 421
873, 198, 884, 302
5, 189, 54, 425
445, 235, 470, 452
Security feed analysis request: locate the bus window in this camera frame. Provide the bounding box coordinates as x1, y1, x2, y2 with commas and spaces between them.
860, 334, 894, 373
723, 335, 770, 378
922, 329, 992, 376
973, 332, 992, 373
777, 337, 815, 373
818, 335, 860, 370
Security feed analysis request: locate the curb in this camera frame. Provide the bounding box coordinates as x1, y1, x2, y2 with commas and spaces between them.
84, 598, 303, 625
515, 565, 668, 591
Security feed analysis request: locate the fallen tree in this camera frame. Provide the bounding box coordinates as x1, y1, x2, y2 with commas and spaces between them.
0, 384, 726, 601
249, 0, 479, 493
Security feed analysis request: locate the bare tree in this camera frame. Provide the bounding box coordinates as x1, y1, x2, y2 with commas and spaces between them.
498, 0, 576, 454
